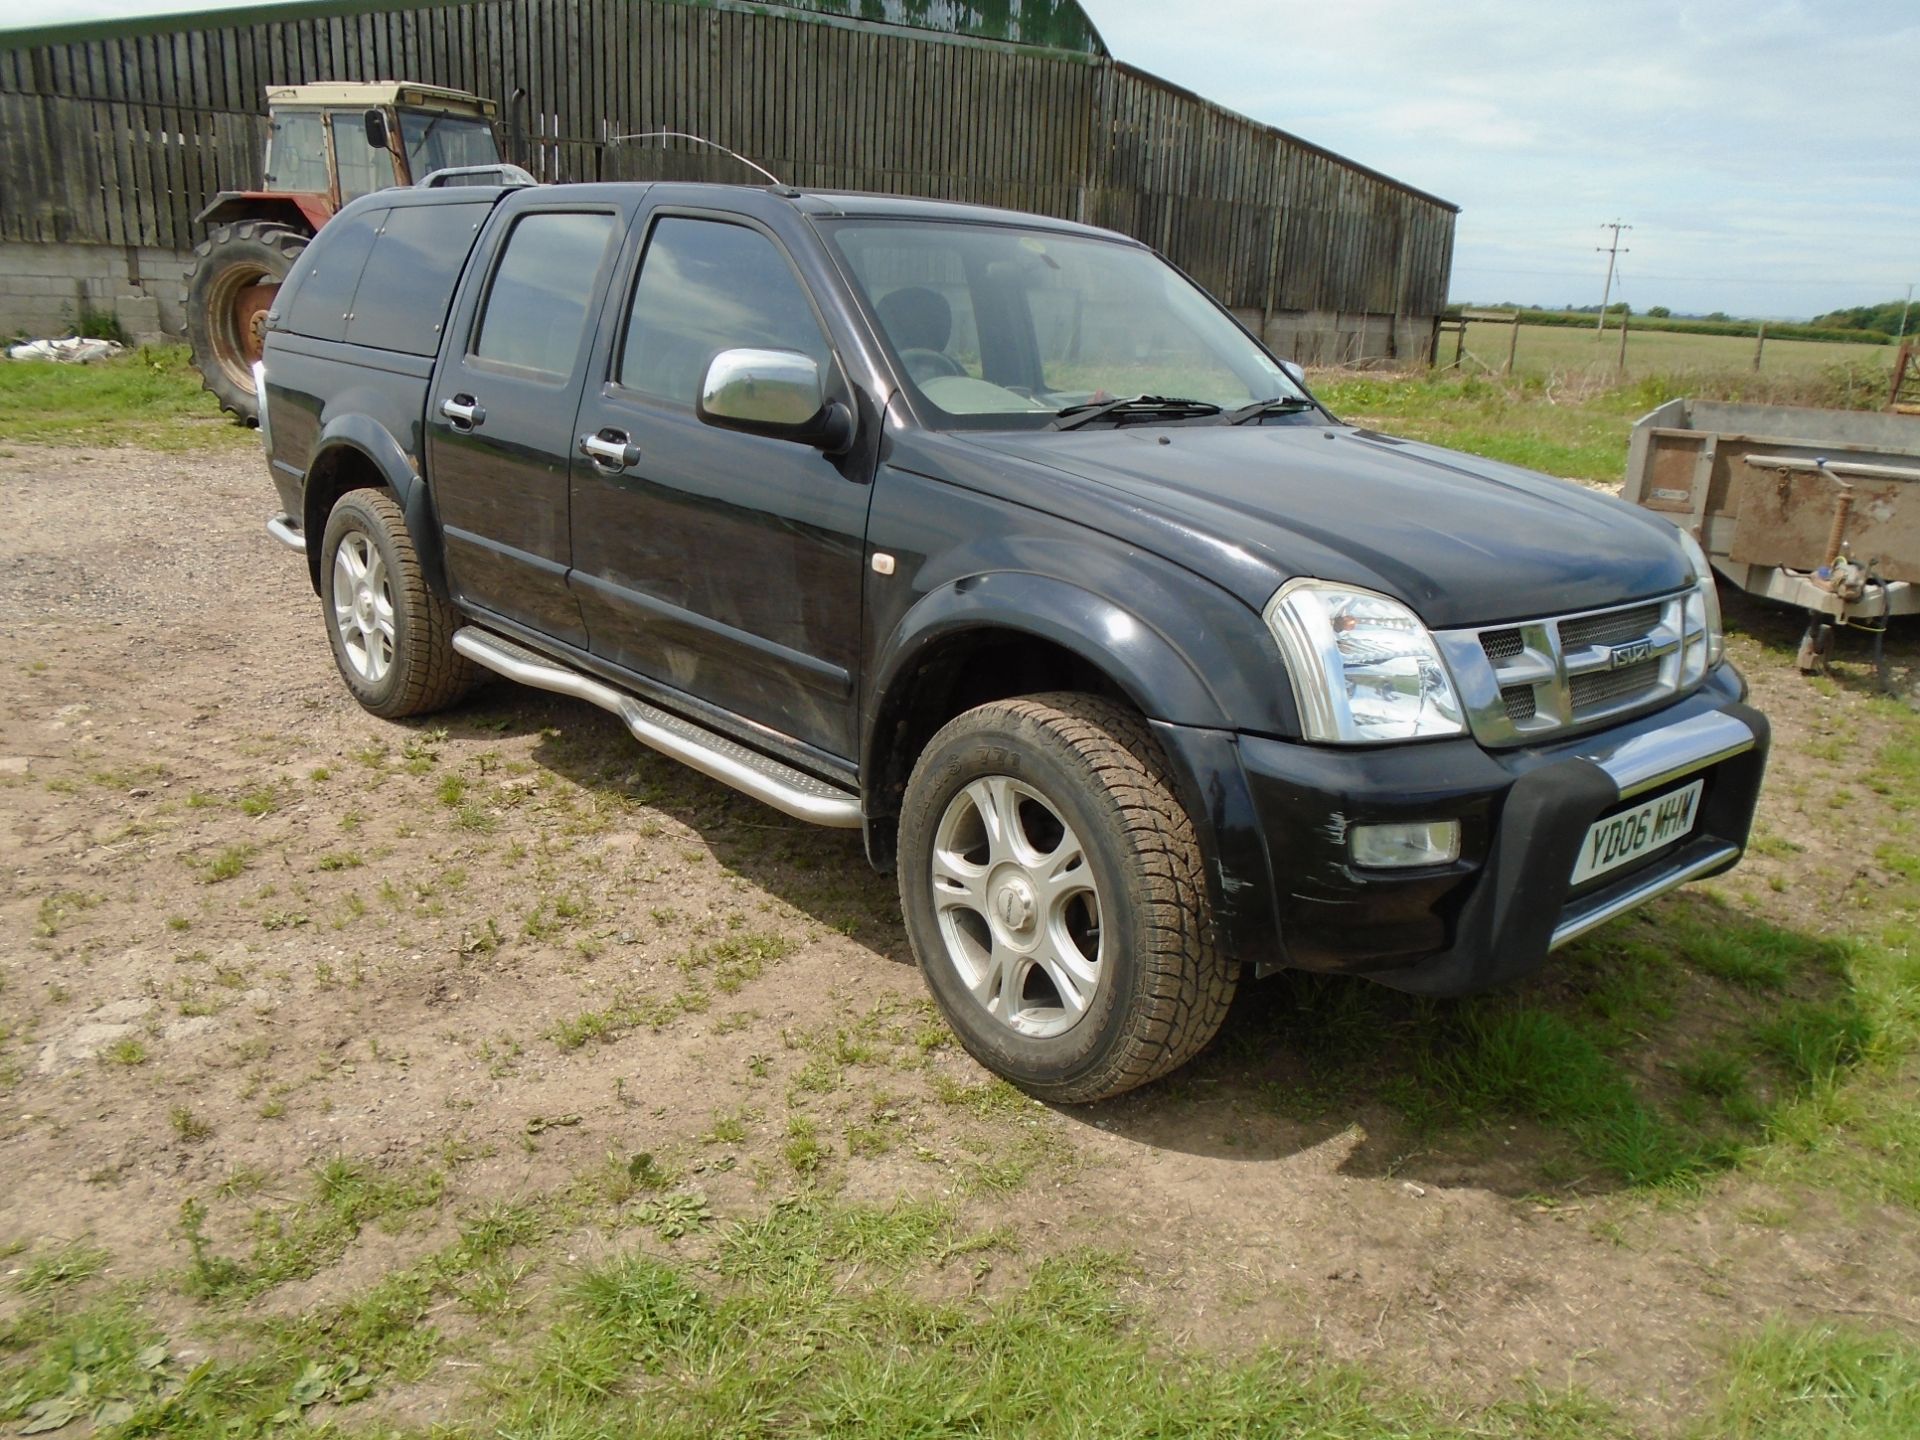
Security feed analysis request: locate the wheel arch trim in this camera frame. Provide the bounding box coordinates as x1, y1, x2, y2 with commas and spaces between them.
301, 418, 449, 600
866, 573, 1233, 771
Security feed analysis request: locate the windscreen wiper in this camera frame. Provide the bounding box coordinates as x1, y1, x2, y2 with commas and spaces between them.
1048, 395, 1223, 431
1223, 396, 1317, 425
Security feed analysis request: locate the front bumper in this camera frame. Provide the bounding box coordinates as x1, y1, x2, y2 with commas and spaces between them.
1156, 664, 1769, 997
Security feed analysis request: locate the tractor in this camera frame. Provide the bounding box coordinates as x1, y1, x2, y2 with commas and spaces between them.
186, 82, 502, 424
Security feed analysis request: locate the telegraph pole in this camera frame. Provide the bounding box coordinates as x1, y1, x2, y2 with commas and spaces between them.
1899, 283, 1914, 343
1596, 220, 1631, 335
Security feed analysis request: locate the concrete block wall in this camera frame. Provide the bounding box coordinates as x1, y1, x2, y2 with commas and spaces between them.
0, 241, 194, 345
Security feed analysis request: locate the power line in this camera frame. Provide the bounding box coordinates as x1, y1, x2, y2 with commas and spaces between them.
1595, 220, 1631, 333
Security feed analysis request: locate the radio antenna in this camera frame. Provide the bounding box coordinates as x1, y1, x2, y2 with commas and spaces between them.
605, 131, 793, 192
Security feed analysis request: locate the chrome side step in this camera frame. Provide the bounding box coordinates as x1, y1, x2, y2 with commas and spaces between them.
451, 627, 861, 829
266, 514, 305, 552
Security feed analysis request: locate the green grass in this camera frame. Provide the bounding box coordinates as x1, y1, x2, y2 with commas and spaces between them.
1314, 361, 1893, 486
1235, 887, 1913, 1196
11, 1241, 111, 1298
0, 345, 252, 451
180, 1155, 446, 1301
1699, 1322, 1920, 1439
1316, 371, 1636, 483
6, 1188, 1918, 1439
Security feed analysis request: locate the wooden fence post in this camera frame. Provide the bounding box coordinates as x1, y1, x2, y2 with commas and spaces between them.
1504, 313, 1519, 376
1752, 323, 1766, 372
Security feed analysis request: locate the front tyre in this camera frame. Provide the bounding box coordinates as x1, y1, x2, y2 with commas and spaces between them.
318, 489, 476, 719
897, 693, 1238, 1103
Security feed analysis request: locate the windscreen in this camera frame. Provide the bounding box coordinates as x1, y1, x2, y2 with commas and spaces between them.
399, 112, 499, 180
826, 220, 1304, 429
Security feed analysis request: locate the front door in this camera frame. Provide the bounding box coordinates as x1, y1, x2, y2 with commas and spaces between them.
426, 198, 629, 647
569, 208, 872, 761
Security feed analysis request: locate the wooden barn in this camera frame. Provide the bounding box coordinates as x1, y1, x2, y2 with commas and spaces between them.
0, 0, 1457, 364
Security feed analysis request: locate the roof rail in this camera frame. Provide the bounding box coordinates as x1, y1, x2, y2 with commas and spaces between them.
416, 163, 539, 189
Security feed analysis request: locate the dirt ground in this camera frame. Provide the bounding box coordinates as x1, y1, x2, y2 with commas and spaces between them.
3, 443, 1918, 1432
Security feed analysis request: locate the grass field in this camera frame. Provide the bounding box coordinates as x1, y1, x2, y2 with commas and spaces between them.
0, 346, 253, 452
1453, 319, 1896, 389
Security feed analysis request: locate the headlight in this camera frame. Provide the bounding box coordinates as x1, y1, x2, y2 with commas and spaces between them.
1674, 527, 1724, 676
1263, 580, 1465, 743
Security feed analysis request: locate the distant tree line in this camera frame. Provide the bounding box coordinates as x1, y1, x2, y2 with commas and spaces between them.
1810, 300, 1915, 338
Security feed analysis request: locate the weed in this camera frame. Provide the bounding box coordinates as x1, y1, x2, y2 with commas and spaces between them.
101, 1036, 149, 1067
33, 889, 100, 938
238, 786, 279, 817
200, 844, 252, 883
783, 1115, 829, 1175
931, 1073, 1035, 1119
633, 1191, 713, 1240
169, 1105, 213, 1142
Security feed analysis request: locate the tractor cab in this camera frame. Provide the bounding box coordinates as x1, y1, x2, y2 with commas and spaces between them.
187, 82, 501, 424
200, 82, 502, 233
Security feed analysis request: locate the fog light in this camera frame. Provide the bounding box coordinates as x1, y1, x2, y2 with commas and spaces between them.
1351, 820, 1460, 869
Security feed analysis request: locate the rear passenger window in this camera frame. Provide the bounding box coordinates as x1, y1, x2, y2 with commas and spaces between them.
472, 211, 616, 376
618, 218, 830, 405
345, 201, 489, 355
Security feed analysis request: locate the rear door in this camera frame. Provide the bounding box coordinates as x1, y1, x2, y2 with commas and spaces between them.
425, 190, 636, 646
568, 200, 875, 762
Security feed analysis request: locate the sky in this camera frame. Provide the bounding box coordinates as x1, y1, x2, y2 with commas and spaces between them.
4, 0, 1915, 320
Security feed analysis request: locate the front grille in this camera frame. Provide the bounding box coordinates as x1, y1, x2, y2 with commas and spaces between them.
1501, 685, 1537, 722
1559, 604, 1660, 651
1482, 628, 1525, 662
1571, 658, 1662, 709
1438, 591, 1701, 747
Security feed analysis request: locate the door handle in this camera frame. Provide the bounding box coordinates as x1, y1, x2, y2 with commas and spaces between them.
579, 429, 641, 470
441, 394, 485, 428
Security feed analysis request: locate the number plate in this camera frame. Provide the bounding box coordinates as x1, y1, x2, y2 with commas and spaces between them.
1570, 779, 1704, 885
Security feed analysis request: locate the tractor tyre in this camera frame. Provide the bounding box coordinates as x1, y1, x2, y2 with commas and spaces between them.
183, 221, 309, 426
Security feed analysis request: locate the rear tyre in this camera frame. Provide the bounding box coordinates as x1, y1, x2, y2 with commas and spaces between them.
183, 221, 308, 426
319, 489, 476, 719
897, 692, 1237, 1103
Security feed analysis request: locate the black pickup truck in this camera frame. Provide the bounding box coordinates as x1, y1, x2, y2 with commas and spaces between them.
257, 179, 1768, 1102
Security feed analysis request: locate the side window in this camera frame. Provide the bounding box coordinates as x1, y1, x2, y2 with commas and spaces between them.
263, 110, 328, 193
618, 218, 830, 406
328, 111, 394, 202
472, 211, 617, 377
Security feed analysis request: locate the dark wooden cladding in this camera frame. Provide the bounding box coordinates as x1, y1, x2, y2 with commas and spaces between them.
0, 0, 1453, 321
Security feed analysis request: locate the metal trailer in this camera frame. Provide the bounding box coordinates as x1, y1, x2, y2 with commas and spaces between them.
1625, 399, 1920, 672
